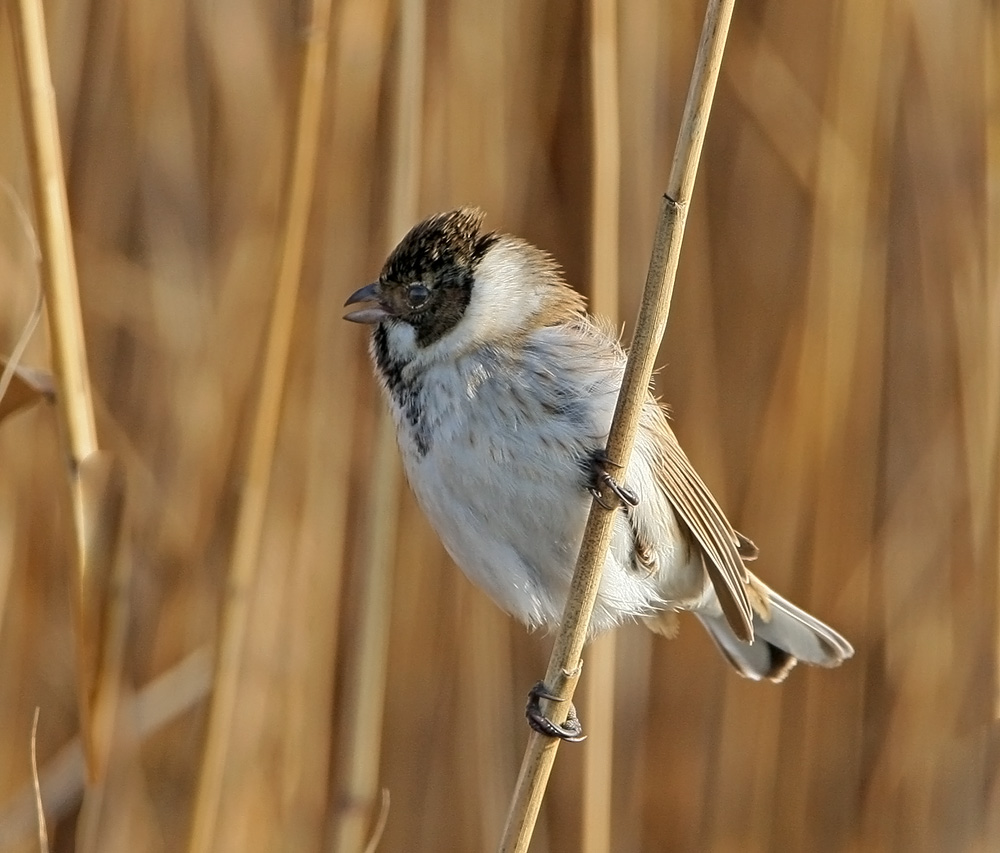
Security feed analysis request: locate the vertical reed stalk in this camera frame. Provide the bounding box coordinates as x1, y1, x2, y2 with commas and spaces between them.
582, 0, 621, 850
8, 0, 96, 463
777, 2, 887, 845
985, 0, 1000, 718
328, 2, 425, 849
498, 1, 737, 849
187, 2, 334, 849
9, 0, 120, 782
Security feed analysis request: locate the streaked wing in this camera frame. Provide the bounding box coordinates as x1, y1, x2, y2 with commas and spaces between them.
643, 405, 755, 641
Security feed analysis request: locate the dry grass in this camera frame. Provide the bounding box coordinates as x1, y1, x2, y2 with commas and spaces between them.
0, 1, 997, 851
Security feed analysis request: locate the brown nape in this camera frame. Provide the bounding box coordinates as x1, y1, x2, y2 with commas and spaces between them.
499, 236, 588, 327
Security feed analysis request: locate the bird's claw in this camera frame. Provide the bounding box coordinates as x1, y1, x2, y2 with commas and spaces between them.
587, 450, 639, 509
525, 681, 587, 742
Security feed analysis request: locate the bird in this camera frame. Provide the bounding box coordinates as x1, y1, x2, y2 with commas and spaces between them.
344, 207, 854, 740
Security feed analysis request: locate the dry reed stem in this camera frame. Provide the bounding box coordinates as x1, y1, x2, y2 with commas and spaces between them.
778, 2, 888, 845
724, 19, 822, 190
72, 452, 128, 852
499, 1, 737, 849
31, 708, 49, 853
612, 11, 661, 843
709, 1, 891, 839
8, 0, 96, 461
361, 789, 391, 853
328, 4, 425, 848
581, 0, 621, 850
270, 2, 396, 837
444, 9, 518, 848
0, 648, 213, 848
985, 0, 1000, 717
187, 2, 335, 849
301, 2, 395, 848
9, 0, 120, 782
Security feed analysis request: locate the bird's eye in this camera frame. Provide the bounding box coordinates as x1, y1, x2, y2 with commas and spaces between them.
407, 283, 430, 308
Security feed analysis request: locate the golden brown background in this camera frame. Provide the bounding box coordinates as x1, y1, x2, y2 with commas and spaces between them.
1, 0, 998, 850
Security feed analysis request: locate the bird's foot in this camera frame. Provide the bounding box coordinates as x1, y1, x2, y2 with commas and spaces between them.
587, 449, 639, 509
525, 681, 587, 742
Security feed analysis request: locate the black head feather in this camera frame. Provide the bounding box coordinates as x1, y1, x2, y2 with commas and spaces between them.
378, 208, 499, 346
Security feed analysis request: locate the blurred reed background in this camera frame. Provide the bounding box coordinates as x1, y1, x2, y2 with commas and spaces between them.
1, 0, 998, 850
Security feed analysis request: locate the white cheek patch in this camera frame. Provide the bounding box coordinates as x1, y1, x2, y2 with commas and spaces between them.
465, 240, 544, 334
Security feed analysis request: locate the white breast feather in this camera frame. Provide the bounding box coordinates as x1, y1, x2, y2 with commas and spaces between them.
386, 313, 702, 635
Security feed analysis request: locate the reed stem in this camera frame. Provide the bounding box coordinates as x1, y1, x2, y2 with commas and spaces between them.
498, 2, 737, 849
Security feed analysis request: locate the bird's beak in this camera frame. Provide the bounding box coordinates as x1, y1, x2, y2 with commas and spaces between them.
343, 282, 390, 324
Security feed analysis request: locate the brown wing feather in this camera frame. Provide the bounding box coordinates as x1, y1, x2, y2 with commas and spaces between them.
643, 405, 755, 642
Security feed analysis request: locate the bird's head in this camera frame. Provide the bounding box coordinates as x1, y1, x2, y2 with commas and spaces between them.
344, 208, 584, 363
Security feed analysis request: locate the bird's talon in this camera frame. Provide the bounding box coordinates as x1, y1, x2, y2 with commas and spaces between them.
607, 477, 639, 507
588, 486, 614, 510
587, 450, 639, 508
525, 681, 587, 742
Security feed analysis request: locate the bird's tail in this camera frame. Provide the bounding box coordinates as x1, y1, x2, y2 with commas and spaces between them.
691, 577, 854, 682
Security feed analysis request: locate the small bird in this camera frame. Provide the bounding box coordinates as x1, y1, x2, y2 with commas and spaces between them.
345, 208, 853, 740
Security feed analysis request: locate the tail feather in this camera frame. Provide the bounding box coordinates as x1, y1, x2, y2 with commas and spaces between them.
693, 584, 853, 683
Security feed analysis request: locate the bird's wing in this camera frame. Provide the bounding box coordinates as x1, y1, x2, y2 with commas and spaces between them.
641, 404, 755, 641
